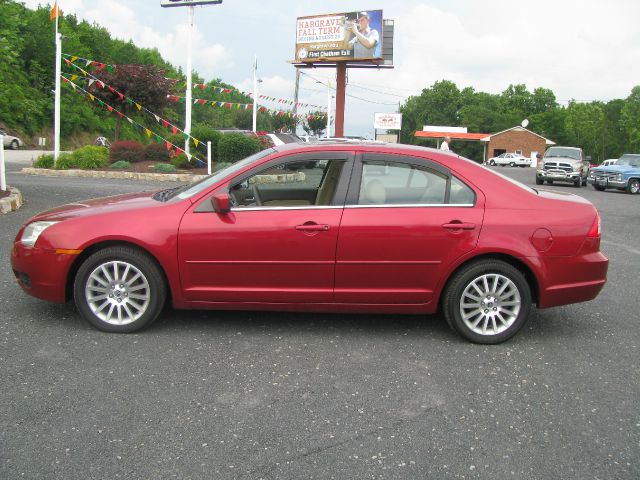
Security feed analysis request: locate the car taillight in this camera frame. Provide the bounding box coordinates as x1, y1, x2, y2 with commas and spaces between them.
582, 212, 602, 252
587, 212, 601, 238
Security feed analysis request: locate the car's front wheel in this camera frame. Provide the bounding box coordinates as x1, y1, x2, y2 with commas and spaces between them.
443, 260, 532, 344
10, 139, 19, 150
73, 246, 166, 332
509, 162, 516, 167
535, 177, 544, 185
593, 185, 606, 191
489, 160, 496, 166
627, 179, 640, 194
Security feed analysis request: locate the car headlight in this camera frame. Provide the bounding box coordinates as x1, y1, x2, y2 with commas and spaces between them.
616, 173, 623, 181
20, 221, 58, 247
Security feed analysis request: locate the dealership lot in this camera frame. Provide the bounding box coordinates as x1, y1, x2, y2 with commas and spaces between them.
1, 159, 639, 479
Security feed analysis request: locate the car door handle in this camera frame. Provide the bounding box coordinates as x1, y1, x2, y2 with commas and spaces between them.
295, 224, 330, 232
442, 222, 476, 231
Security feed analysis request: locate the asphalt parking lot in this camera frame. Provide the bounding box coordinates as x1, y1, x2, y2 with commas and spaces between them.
1, 154, 639, 479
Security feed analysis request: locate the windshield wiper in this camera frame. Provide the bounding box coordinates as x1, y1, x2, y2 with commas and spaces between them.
153, 185, 183, 202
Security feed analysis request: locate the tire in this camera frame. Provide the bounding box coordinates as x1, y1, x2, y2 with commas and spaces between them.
73, 246, 166, 332
535, 177, 544, 185
10, 140, 19, 150
509, 162, 516, 167
627, 178, 640, 195
546, 180, 554, 185
489, 160, 496, 166
593, 185, 606, 191
582, 176, 588, 187
574, 178, 581, 188
443, 260, 532, 344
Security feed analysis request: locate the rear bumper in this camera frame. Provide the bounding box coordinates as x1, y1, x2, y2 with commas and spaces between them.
10, 242, 76, 303
537, 251, 608, 309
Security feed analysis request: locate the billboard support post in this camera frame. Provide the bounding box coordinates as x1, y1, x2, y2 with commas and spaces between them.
335, 62, 346, 138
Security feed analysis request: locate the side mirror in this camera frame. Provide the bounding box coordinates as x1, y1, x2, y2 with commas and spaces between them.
211, 193, 231, 213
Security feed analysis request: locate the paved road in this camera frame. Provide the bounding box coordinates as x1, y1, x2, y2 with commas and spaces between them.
1, 163, 638, 479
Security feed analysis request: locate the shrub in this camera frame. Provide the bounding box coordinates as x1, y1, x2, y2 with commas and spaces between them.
170, 153, 194, 170
73, 145, 109, 169
144, 142, 171, 163
54, 152, 77, 169
214, 161, 233, 172
110, 140, 145, 163
33, 154, 54, 169
153, 163, 176, 173
218, 133, 261, 164
110, 160, 131, 170
190, 125, 222, 159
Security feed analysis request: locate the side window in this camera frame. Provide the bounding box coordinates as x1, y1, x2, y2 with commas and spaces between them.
450, 176, 476, 205
230, 159, 344, 208
358, 161, 447, 205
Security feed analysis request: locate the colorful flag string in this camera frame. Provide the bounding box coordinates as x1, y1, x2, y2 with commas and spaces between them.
167, 94, 326, 121
60, 67, 207, 152
61, 76, 205, 164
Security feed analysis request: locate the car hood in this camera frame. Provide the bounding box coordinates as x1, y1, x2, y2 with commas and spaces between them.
32, 191, 162, 221
592, 165, 637, 173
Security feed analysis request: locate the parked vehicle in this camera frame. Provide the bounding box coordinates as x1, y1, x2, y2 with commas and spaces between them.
601, 159, 618, 167
0, 129, 24, 150
11, 142, 608, 344
536, 146, 590, 187
588, 153, 640, 194
487, 152, 530, 167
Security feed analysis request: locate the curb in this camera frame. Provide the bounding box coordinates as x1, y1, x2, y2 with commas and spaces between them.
21, 167, 208, 183
0, 187, 24, 214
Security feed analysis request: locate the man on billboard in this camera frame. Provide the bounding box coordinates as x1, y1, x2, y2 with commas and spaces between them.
348, 11, 379, 59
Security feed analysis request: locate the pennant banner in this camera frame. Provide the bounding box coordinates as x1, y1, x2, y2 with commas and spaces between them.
61, 76, 205, 164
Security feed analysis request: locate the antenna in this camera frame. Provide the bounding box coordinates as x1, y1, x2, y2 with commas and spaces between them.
521, 118, 529, 128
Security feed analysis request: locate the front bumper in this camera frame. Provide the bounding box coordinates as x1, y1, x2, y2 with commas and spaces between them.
11, 242, 78, 303
537, 169, 581, 182
587, 177, 626, 188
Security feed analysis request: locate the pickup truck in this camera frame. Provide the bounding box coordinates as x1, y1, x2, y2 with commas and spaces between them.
536, 146, 590, 187
588, 154, 640, 194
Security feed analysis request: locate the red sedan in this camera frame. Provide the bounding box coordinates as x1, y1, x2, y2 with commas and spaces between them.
11, 143, 608, 343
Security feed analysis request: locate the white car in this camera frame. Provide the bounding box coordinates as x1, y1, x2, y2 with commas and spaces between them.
601, 159, 617, 167
487, 152, 530, 167
0, 129, 24, 150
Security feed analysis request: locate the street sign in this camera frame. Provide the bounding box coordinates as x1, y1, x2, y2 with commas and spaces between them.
160, 0, 222, 7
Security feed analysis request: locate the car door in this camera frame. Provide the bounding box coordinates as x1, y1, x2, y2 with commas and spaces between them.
178, 151, 353, 304
334, 153, 484, 305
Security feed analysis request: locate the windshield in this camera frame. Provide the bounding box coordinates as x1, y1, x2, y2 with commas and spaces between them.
544, 147, 581, 160
175, 148, 275, 200
617, 154, 640, 167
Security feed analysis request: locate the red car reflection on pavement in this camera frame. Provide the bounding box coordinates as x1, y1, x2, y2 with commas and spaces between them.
11, 143, 608, 343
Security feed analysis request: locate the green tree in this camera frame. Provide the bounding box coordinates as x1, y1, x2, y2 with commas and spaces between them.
621, 86, 640, 152
565, 101, 605, 160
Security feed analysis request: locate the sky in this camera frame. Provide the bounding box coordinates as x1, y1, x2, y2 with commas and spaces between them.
22, 0, 640, 138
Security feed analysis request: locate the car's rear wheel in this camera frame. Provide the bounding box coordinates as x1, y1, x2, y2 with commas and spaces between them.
73, 246, 166, 332
10, 139, 19, 150
627, 179, 640, 194
443, 260, 532, 344
582, 176, 588, 186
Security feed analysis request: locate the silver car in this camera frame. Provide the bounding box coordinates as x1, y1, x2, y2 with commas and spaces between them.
0, 129, 24, 150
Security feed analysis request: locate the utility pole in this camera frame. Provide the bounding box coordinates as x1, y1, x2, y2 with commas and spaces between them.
292, 69, 300, 133
53, 7, 61, 164
161, 1, 223, 156
252, 56, 258, 132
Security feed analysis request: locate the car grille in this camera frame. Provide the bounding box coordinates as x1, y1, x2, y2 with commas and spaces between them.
591, 171, 618, 180
543, 162, 573, 173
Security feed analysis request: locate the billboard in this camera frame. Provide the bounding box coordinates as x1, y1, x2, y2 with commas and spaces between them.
295, 10, 383, 63
374, 112, 402, 130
